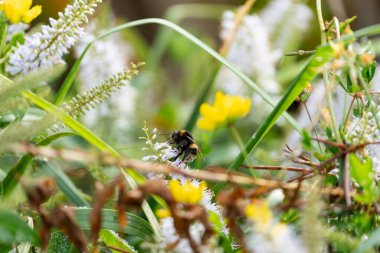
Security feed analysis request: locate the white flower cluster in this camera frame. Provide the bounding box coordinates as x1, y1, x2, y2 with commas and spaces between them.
247, 224, 308, 253
7, 23, 29, 42
159, 218, 217, 253
346, 107, 380, 178
260, 0, 312, 52
220, 11, 280, 95
141, 128, 180, 166
75, 21, 136, 141
6, 0, 102, 75
218, 0, 313, 119
140, 127, 228, 252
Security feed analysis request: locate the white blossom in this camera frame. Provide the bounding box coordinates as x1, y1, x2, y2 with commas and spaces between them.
217, 0, 312, 120
6, 0, 102, 75
247, 223, 308, 253
220, 11, 280, 94
7, 23, 29, 42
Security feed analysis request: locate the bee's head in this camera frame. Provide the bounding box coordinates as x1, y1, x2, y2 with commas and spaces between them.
170, 131, 179, 143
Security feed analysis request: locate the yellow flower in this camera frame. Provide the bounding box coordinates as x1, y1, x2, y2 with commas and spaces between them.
197, 91, 251, 131
156, 208, 171, 219
245, 200, 273, 226
168, 180, 207, 204
0, 0, 42, 24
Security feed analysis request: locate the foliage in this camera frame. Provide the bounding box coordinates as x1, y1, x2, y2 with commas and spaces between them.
0, 0, 380, 252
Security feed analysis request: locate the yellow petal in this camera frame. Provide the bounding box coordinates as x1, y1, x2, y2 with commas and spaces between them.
21, 5, 41, 23
168, 180, 183, 202
245, 200, 272, 225
197, 117, 216, 131
199, 181, 207, 190
156, 209, 171, 219
214, 91, 226, 108
3, 1, 22, 23
186, 181, 203, 204
19, 0, 33, 11
199, 103, 214, 118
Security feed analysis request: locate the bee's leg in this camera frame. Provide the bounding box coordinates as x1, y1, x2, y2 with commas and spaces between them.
173, 150, 183, 161
181, 148, 191, 163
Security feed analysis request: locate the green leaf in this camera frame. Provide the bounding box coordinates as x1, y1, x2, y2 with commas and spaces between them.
346, 71, 354, 93
74, 208, 154, 241
0, 211, 39, 245
349, 154, 377, 204
0, 154, 33, 198
301, 129, 312, 150
339, 16, 357, 34
37, 160, 90, 207
47, 232, 72, 253
0, 13, 8, 62
100, 230, 137, 253
15, 216, 34, 253
4, 33, 25, 54
349, 154, 374, 188
335, 74, 348, 92
23, 91, 120, 157
362, 62, 376, 83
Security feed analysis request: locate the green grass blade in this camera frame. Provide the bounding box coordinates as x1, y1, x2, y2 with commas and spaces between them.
55, 19, 380, 132
184, 64, 220, 131
229, 46, 334, 170
0, 65, 65, 104
23, 91, 120, 157
54, 18, 301, 131
74, 208, 154, 241
100, 230, 137, 253
1, 154, 33, 198
37, 132, 78, 146
37, 160, 90, 207
148, 4, 232, 69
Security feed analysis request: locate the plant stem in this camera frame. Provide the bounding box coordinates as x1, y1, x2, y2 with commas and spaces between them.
316, 0, 342, 142
229, 124, 248, 160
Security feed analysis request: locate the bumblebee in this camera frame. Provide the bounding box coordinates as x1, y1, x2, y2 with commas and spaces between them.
169, 130, 200, 163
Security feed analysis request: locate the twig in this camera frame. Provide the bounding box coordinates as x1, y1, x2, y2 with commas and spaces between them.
219, 0, 256, 56
241, 165, 310, 173
11, 142, 350, 197
311, 138, 346, 149
343, 154, 352, 206
285, 50, 316, 56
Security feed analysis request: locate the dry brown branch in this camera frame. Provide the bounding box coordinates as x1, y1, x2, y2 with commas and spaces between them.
241, 164, 311, 173
11, 142, 353, 197
219, 0, 256, 56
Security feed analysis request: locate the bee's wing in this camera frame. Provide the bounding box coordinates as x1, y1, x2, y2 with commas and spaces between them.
184, 134, 196, 143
